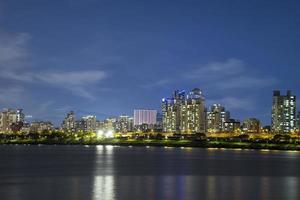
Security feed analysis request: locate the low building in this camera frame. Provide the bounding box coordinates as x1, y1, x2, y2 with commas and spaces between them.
30, 121, 54, 133
242, 118, 261, 134
223, 119, 241, 133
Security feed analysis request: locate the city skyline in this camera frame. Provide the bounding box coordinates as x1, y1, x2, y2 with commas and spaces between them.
1, 0, 300, 125
0, 89, 298, 131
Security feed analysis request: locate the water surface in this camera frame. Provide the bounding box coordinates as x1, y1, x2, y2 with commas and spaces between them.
0, 145, 299, 200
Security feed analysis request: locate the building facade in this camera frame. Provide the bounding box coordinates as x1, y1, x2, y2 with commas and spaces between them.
162, 90, 185, 133
133, 109, 157, 126
297, 112, 300, 131
0, 108, 25, 133
115, 115, 133, 133
223, 119, 241, 133
271, 90, 296, 133
61, 111, 76, 132
242, 118, 261, 134
206, 104, 230, 133
180, 88, 206, 134
30, 121, 54, 132
81, 115, 97, 132
162, 88, 206, 134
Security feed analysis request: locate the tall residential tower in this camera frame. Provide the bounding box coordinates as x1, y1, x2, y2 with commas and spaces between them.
271, 90, 296, 133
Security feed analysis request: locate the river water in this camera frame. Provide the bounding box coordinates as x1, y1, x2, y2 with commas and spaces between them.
0, 145, 299, 200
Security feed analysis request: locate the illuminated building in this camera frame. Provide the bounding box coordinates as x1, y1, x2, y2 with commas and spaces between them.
242, 118, 261, 134
162, 88, 206, 134
115, 115, 133, 133
180, 88, 206, 134
30, 121, 53, 132
81, 115, 97, 132
297, 112, 300, 131
271, 90, 296, 133
61, 111, 76, 132
223, 119, 241, 133
206, 104, 230, 133
133, 109, 157, 126
16, 109, 25, 123
0, 108, 25, 133
104, 118, 116, 130
162, 90, 185, 133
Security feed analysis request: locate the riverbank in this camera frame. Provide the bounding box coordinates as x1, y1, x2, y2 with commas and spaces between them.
1, 139, 300, 151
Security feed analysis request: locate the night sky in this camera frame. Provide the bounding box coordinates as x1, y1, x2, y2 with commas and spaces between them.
0, 0, 300, 126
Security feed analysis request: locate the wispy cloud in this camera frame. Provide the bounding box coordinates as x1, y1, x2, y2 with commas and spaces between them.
215, 76, 277, 89
0, 86, 25, 104
141, 79, 171, 89
0, 31, 108, 100
206, 96, 256, 111
185, 58, 277, 90
186, 58, 245, 80
0, 32, 30, 68
37, 70, 107, 86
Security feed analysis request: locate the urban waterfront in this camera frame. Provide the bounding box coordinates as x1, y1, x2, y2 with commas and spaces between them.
0, 145, 299, 200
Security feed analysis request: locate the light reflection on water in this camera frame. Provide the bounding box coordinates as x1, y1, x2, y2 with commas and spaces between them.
0, 145, 299, 200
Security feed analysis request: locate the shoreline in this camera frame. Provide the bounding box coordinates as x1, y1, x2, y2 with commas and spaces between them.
1, 139, 299, 151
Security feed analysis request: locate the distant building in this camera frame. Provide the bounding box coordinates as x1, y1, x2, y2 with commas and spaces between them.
180, 88, 206, 134
30, 121, 53, 132
101, 118, 116, 131
81, 115, 97, 132
133, 109, 157, 126
0, 108, 25, 133
297, 112, 300, 131
223, 119, 241, 133
162, 90, 185, 133
206, 104, 230, 133
271, 90, 296, 133
242, 118, 261, 134
61, 111, 76, 132
16, 109, 25, 123
115, 115, 133, 133
162, 88, 206, 134
20, 123, 31, 133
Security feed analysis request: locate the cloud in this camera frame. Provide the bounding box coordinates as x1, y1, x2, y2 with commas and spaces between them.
186, 58, 245, 80
206, 96, 256, 111
141, 79, 171, 89
0, 31, 108, 100
0, 86, 25, 104
37, 70, 107, 86
215, 76, 277, 89
0, 32, 30, 68
185, 58, 277, 90
0, 70, 108, 100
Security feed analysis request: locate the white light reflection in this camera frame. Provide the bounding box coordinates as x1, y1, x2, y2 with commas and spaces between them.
93, 145, 116, 200
93, 176, 115, 200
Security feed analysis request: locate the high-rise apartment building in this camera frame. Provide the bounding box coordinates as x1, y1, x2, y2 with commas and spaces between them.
180, 88, 206, 134
133, 109, 157, 126
206, 104, 230, 133
162, 88, 206, 134
115, 115, 133, 133
271, 90, 296, 133
162, 90, 185, 133
0, 108, 25, 133
61, 111, 76, 132
81, 115, 97, 132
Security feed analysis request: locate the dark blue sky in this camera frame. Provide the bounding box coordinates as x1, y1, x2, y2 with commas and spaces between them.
0, 0, 300, 126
